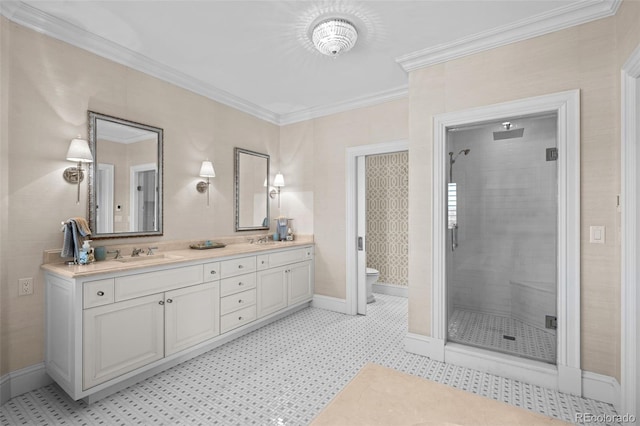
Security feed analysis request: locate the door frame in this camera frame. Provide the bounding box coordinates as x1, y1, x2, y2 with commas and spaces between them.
621, 43, 640, 418
346, 140, 409, 315
431, 90, 581, 394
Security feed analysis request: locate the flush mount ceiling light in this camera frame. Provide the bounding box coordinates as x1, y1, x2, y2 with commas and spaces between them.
311, 18, 358, 57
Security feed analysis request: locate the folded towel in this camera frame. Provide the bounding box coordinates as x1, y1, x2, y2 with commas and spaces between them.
73, 217, 91, 236
61, 218, 92, 260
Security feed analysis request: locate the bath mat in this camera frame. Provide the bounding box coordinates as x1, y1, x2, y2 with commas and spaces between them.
311, 363, 570, 426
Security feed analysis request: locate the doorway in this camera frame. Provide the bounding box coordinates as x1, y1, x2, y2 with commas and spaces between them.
445, 114, 558, 364
130, 163, 157, 232
346, 140, 409, 315
431, 90, 581, 394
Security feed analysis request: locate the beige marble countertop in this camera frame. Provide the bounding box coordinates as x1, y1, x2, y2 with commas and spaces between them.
42, 237, 314, 279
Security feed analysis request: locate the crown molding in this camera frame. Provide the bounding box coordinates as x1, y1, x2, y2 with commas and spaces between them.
277, 85, 408, 126
1, 0, 620, 125
396, 0, 621, 72
0, 1, 280, 125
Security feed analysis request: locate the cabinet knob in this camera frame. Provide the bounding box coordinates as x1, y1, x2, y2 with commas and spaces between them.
238, 299, 243, 304
238, 265, 244, 269
238, 316, 243, 321
238, 282, 243, 286
166, 299, 173, 303
210, 270, 217, 275
97, 291, 105, 296
261, 260, 265, 264
158, 300, 165, 305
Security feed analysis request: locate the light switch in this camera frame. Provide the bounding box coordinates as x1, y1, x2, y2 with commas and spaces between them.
590, 226, 605, 244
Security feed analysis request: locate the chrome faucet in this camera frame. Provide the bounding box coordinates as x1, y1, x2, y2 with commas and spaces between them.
256, 236, 268, 244
147, 247, 158, 255
108, 249, 121, 259
131, 248, 143, 257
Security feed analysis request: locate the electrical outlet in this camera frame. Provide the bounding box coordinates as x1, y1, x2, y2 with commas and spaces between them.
18, 277, 33, 296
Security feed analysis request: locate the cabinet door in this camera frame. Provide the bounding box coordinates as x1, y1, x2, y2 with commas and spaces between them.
83, 294, 164, 390
257, 266, 288, 318
288, 261, 313, 306
165, 282, 220, 356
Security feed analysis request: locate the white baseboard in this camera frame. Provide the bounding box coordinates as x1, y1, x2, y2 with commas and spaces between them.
403, 333, 621, 407
404, 332, 445, 361
582, 371, 621, 410
312, 294, 347, 314
373, 283, 408, 298
0, 363, 52, 405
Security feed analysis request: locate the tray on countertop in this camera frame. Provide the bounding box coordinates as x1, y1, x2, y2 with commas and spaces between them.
189, 241, 226, 250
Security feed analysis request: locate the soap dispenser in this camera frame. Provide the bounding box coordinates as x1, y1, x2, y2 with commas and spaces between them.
79, 239, 92, 265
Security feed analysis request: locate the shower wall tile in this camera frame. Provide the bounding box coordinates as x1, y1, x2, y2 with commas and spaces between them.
366, 152, 409, 287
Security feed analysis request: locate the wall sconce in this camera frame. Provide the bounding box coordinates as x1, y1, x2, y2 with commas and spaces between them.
269, 172, 285, 208
63, 136, 93, 204
196, 160, 216, 206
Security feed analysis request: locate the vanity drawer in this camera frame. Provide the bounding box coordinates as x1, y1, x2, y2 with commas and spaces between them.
220, 288, 256, 315
256, 255, 269, 270
84, 279, 115, 309
114, 265, 203, 302
220, 257, 256, 278
220, 305, 256, 334
203, 262, 221, 282
263, 247, 314, 269
220, 273, 256, 297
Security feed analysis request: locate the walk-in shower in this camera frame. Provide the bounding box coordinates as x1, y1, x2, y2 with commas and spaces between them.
445, 114, 558, 364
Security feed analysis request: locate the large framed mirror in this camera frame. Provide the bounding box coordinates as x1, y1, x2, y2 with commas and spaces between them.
235, 148, 270, 231
88, 111, 163, 239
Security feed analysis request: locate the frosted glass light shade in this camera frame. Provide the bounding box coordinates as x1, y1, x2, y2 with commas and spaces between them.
199, 161, 216, 177
66, 138, 93, 163
274, 173, 285, 188
312, 18, 358, 57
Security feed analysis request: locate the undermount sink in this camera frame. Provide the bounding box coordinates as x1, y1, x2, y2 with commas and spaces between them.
115, 253, 182, 263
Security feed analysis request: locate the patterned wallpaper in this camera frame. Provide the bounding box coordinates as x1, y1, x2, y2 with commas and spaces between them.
366, 152, 409, 286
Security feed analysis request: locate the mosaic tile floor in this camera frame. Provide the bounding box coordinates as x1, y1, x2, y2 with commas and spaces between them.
448, 308, 557, 364
1, 294, 619, 425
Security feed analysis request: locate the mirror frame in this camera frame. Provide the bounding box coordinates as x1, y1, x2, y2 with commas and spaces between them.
234, 148, 270, 231
87, 111, 164, 239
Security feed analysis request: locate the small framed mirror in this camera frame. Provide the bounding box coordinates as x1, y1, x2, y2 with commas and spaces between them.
234, 148, 270, 231
88, 111, 163, 238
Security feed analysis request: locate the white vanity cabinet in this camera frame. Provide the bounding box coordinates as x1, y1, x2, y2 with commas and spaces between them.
44, 244, 314, 402
83, 293, 165, 389
256, 247, 314, 318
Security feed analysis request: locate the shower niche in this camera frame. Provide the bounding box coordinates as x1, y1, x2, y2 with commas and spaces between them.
445, 114, 558, 364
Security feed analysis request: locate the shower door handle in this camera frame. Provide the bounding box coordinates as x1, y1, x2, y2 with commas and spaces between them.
357, 236, 364, 251
451, 224, 458, 251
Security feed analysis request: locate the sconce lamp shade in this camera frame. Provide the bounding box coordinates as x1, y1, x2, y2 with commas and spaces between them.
274, 172, 285, 188
199, 161, 216, 178
66, 138, 93, 163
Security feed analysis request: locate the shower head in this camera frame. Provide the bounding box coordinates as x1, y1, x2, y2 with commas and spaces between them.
449, 149, 471, 162
493, 122, 524, 140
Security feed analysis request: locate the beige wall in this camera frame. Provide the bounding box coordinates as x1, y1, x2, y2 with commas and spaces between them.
281, 102, 409, 299
1, 0, 639, 383
1, 16, 10, 377
0, 19, 280, 375
408, 3, 640, 381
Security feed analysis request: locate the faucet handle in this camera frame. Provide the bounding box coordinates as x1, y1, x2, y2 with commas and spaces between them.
147, 247, 158, 255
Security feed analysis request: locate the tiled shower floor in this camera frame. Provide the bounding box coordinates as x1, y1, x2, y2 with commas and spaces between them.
1, 294, 617, 425
448, 309, 557, 363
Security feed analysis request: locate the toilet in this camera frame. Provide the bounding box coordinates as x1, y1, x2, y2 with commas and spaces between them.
365, 268, 379, 303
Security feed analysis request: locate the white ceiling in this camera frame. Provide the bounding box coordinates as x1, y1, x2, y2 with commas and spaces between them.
2, 0, 619, 124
